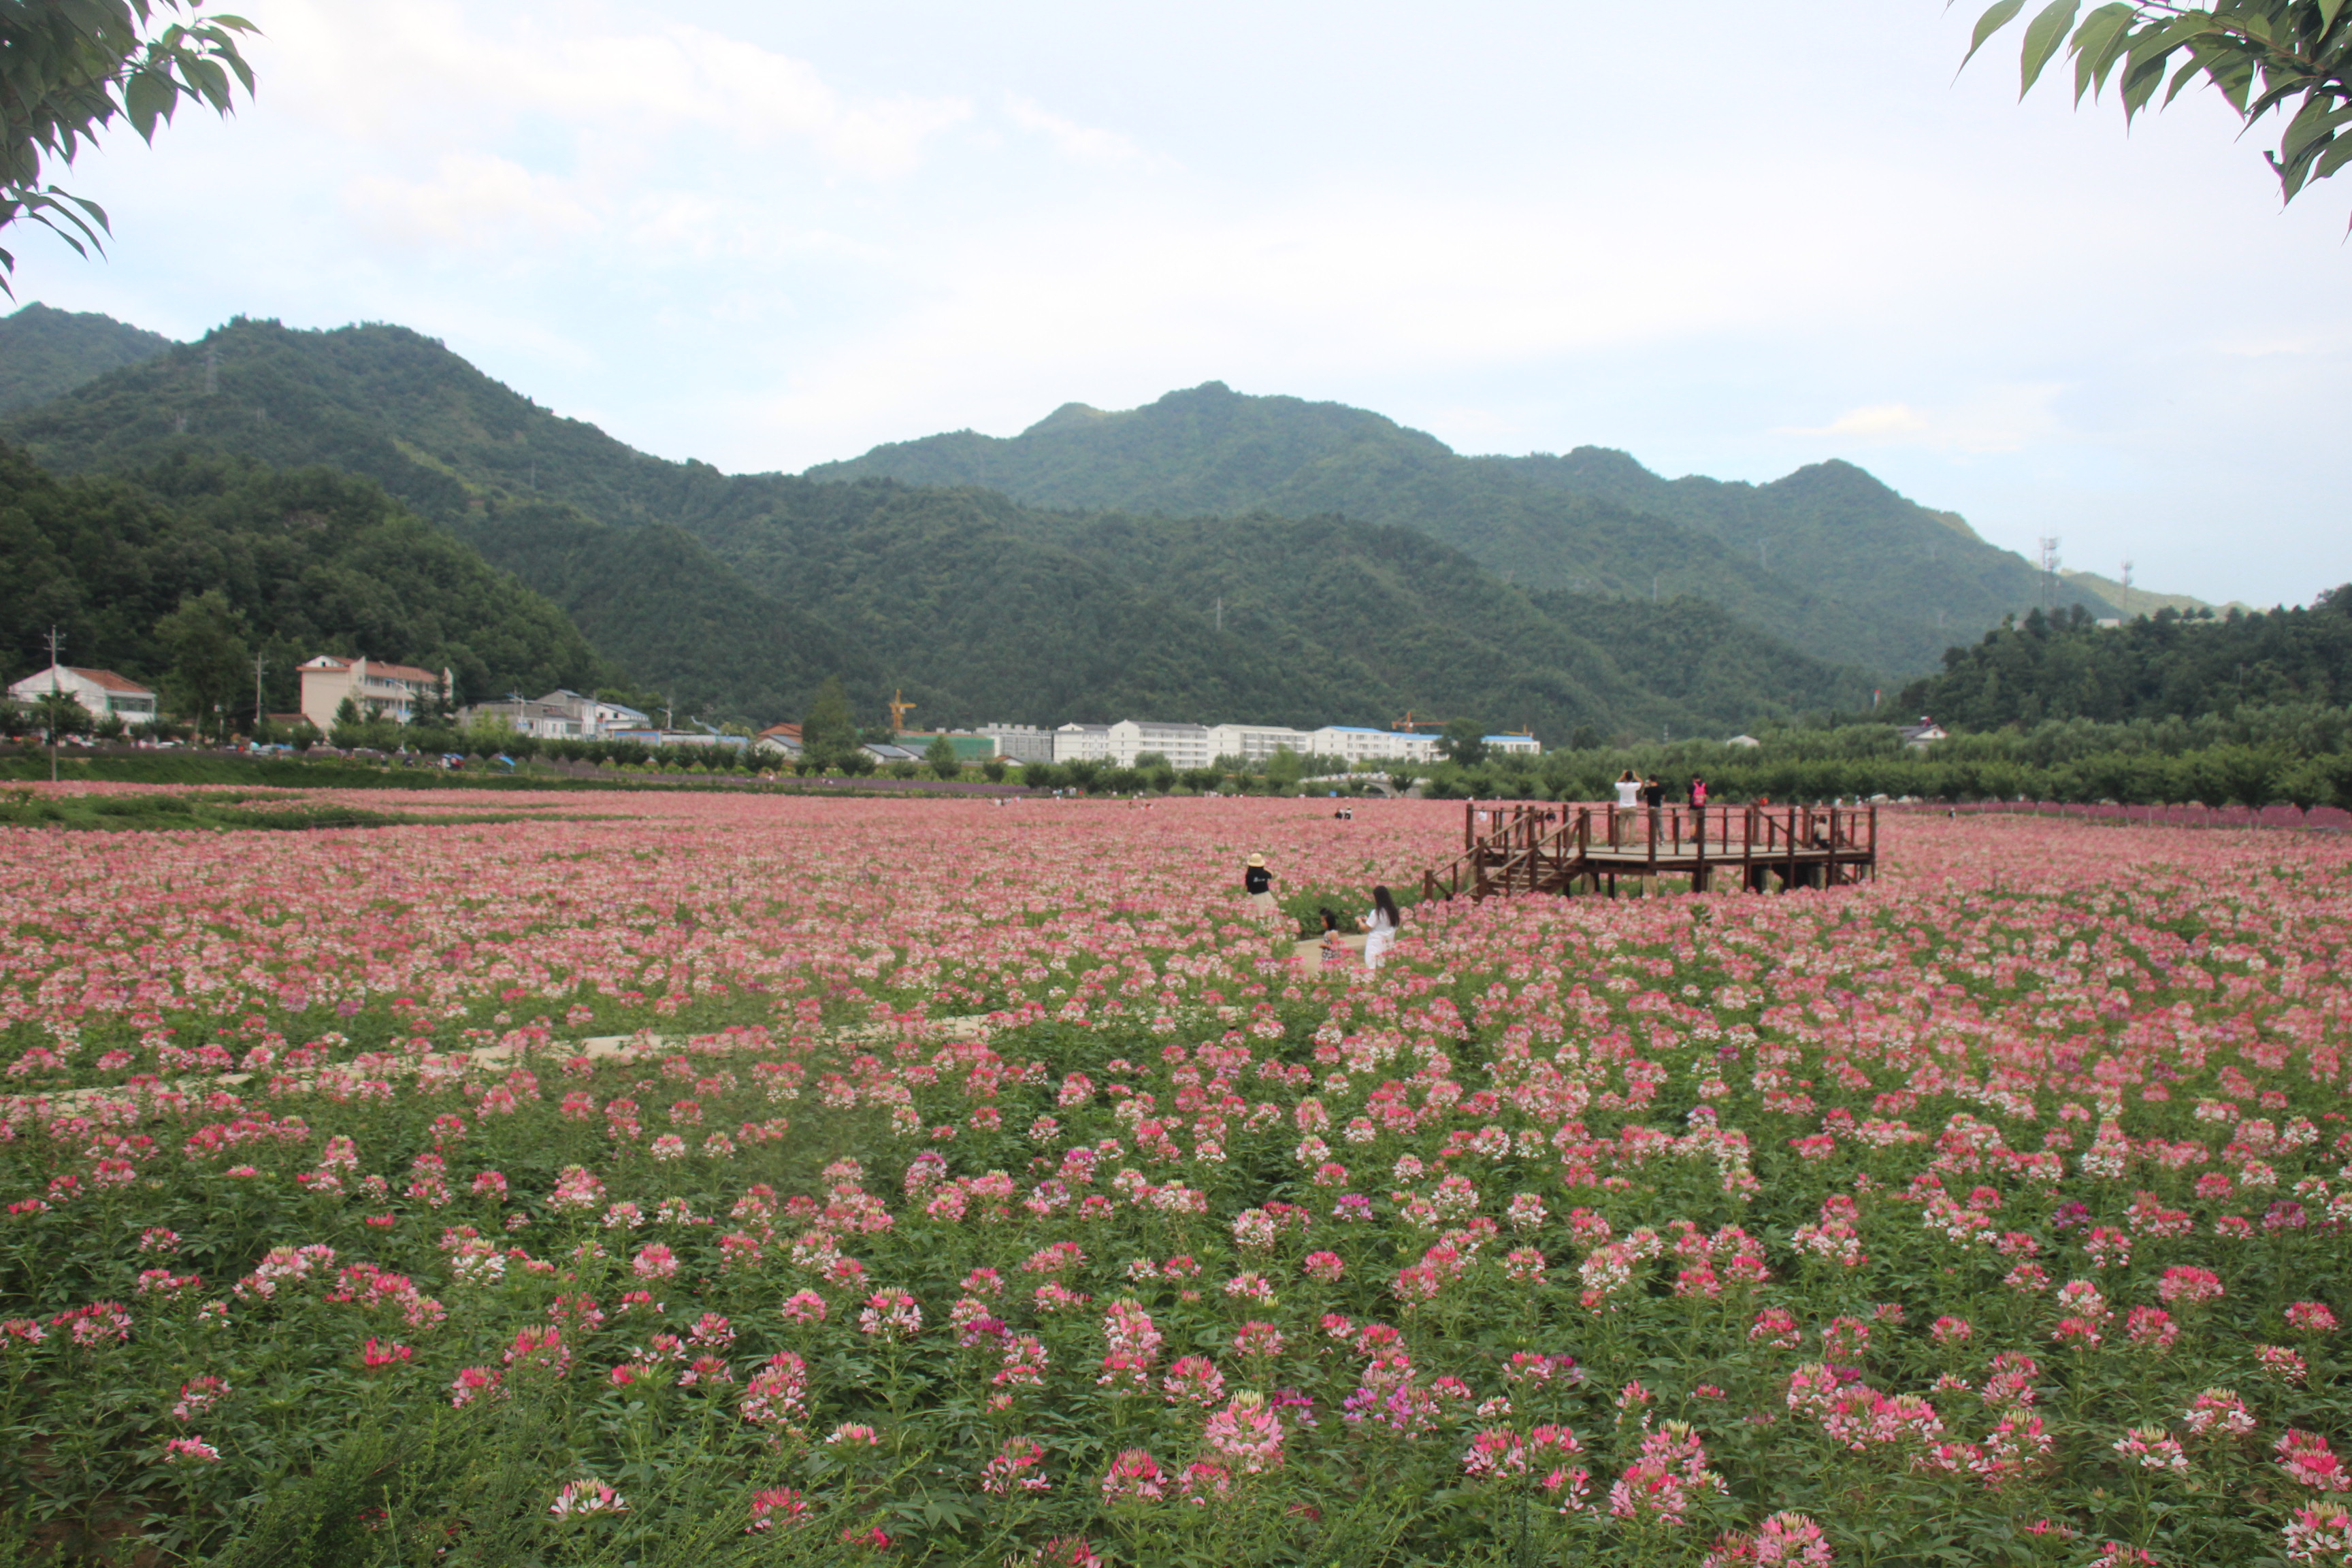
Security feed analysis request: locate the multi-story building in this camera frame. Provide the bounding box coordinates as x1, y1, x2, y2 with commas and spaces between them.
1484, 733, 1541, 756
7, 665, 157, 721
1204, 721, 1316, 764
1107, 720, 1213, 769
1308, 725, 1443, 766
1052, 723, 1111, 764
298, 655, 453, 732
981, 723, 1055, 763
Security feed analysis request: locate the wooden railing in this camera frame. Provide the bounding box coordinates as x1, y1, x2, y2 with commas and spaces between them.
1421, 800, 1878, 902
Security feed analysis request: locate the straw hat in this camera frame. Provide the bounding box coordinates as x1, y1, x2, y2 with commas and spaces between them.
1246, 853, 1265, 866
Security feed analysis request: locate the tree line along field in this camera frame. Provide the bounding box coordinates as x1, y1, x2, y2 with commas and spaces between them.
1, 794, 2350, 1567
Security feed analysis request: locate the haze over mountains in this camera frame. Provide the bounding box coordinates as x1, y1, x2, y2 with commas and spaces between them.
0, 304, 2172, 740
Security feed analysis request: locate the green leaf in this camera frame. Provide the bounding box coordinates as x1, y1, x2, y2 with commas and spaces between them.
2019, 0, 2082, 95
1963, 0, 2029, 71
123, 68, 176, 142
2070, 3, 2140, 102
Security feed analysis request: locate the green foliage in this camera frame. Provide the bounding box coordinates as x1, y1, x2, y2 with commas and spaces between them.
800, 676, 860, 770
0, 785, 527, 831
1, 320, 1878, 737
811, 381, 2117, 676
0, 301, 172, 414
1412, 700, 2352, 807
1965, 0, 2352, 210
0, 1, 255, 290
155, 587, 247, 740
922, 733, 960, 779
1437, 717, 1488, 766
0, 440, 606, 703
1897, 600, 2352, 728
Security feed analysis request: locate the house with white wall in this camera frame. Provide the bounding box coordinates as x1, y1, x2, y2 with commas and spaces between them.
7, 665, 157, 720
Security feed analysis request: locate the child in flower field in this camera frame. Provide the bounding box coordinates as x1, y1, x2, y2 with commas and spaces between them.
1, 798, 2351, 1565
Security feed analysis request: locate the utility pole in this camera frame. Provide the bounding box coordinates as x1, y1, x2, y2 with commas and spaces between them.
2119, 559, 2134, 621
44, 625, 63, 785
2036, 537, 2060, 615
252, 651, 268, 741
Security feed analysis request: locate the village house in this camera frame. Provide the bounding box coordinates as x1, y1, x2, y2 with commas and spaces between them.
6, 665, 158, 721
297, 655, 453, 732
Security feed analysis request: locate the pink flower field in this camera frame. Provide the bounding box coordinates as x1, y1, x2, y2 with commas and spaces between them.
2, 794, 2350, 1567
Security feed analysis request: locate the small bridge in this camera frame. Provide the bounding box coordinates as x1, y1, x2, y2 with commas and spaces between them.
1420, 801, 1878, 902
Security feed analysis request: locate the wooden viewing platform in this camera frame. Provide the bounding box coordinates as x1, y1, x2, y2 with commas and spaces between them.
1419, 800, 1878, 902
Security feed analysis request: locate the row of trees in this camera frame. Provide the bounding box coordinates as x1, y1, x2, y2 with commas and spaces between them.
1898, 595, 2352, 728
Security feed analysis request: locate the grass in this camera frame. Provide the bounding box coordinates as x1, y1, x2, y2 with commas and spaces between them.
0, 789, 534, 833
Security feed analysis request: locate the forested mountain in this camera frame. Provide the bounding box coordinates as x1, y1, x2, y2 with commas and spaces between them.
1, 312, 1867, 736
810, 382, 2123, 676
1897, 596, 2352, 728
0, 443, 606, 706
0, 304, 174, 416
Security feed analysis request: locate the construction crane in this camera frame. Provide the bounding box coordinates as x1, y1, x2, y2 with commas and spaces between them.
1392, 711, 1449, 732
887, 689, 917, 732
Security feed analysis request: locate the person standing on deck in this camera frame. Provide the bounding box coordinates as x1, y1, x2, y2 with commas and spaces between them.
1614, 770, 1640, 846
1243, 853, 1278, 919
1690, 776, 1708, 809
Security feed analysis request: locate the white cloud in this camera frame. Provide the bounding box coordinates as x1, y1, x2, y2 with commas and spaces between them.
1003, 95, 1160, 169
257, 1, 968, 179
348, 153, 598, 249
1774, 386, 2068, 456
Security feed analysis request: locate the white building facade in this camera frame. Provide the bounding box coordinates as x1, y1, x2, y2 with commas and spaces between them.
1052, 723, 1111, 763
1205, 722, 1316, 764
7, 665, 157, 720
1309, 725, 1443, 765
1484, 734, 1541, 757
1107, 720, 1213, 769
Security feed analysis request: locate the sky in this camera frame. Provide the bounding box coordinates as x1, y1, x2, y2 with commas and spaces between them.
11, 0, 2348, 608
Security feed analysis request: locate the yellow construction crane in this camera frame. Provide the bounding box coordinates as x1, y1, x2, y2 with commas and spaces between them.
887, 689, 916, 732
1392, 710, 1449, 732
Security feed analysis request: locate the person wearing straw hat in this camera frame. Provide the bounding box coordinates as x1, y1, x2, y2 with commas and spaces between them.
1243, 852, 1278, 919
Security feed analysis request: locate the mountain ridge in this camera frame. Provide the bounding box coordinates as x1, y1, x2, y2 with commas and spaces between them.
0, 314, 1870, 738
808, 380, 2122, 676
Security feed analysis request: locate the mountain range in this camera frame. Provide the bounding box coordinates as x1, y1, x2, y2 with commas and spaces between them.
0, 304, 2188, 740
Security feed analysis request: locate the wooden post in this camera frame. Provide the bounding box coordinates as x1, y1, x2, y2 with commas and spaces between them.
1695, 803, 1708, 893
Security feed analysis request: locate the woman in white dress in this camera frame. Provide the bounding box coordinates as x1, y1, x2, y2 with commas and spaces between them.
1363, 885, 1402, 970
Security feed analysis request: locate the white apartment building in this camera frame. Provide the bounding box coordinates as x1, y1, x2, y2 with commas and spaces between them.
1052, 723, 1111, 763
982, 723, 1055, 763
298, 655, 453, 732
1107, 720, 1213, 769
7, 665, 157, 720
1309, 725, 1442, 765
1484, 733, 1541, 756
1205, 721, 1316, 764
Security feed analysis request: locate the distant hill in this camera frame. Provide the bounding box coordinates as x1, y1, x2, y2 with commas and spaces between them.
808, 382, 2122, 677
1898, 595, 2352, 727
2059, 567, 2241, 619
0, 442, 606, 703
0, 303, 174, 416
0, 318, 1867, 737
